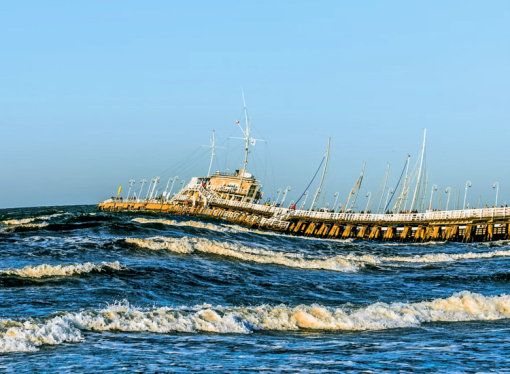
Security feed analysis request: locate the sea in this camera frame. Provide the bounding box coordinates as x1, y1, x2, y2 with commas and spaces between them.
1, 204, 510, 372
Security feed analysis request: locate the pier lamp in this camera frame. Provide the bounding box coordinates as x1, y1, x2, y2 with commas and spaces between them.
493, 182, 499, 207
333, 192, 339, 211
429, 185, 438, 211
463, 181, 472, 210
288, 200, 295, 209
300, 191, 309, 210
274, 189, 282, 206
168, 176, 179, 199
127, 180, 135, 200
365, 192, 371, 213
180, 180, 186, 191
384, 188, 394, 214
138, 180, 147, 202
281, 186, 291, 207
149, 177, 160, 200
145, 179, 155, 199
445, 187, 451, 211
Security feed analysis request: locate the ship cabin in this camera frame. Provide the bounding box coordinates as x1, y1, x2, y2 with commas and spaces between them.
186, 170, 263, 204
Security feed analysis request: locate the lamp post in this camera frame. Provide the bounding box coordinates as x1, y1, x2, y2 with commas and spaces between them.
127, 180, 135, 200
384, 188, 394, 213
168, 176, 179, 200
445, 187, 451, 211
280, 186, 291, 207
429, 184, 437, 211
333, 192, 339, 211
274, 189, 282, 206
149, 177, 160, 200
145, 179, 154, 199
365, 192, 371, 213
180, 180, 186, 191
463, 181, 472, 210
493, 182, 499, 207
288, 200, 295, 209
138, 180, 147, 202
300, 191, 309, 210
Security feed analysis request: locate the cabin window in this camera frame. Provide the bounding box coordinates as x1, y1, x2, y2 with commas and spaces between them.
247, 185, 257, 198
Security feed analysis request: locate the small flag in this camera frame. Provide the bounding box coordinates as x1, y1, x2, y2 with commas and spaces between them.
117, 185, 122, 197
250, 138, 256, 146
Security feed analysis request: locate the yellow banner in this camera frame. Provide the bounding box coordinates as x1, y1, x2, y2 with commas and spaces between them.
117, 185, 122, 197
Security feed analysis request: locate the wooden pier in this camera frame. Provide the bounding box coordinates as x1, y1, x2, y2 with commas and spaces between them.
99, 185, 510, 243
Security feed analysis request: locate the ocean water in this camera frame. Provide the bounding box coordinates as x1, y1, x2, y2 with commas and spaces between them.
1, 205, 510, 372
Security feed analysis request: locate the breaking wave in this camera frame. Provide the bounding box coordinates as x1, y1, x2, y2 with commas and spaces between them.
125, 236, 510, 271
1, 213, 66, 226
381, 249, 510, 263
4, 291, 510, 352
1, 261, 124, 279
126, 237, 365, 272
132, 217, 230, 232
0, 318, 83, 353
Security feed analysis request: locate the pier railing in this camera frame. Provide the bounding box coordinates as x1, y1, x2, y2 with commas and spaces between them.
170, 186, 510, 224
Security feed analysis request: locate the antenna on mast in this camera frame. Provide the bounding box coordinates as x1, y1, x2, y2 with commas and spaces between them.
230, 89, 265, 199
202, 130, 225, 177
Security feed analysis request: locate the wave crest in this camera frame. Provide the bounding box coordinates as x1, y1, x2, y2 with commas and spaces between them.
126, 236, 364, 272
132, 217, 229, 232
0, 317, 82, 353
1, 261, 124, 278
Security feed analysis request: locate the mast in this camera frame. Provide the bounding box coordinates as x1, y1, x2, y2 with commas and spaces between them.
349, 162, 366, 211
409, 129, 427, 212
202, 130, 225, 177
377, 164, 390, 213
239, 90, 250, 191
394, 155, 410, 213
310, 137, 331, 211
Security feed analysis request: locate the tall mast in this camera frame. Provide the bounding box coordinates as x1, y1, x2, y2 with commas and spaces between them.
377, 164, 390, 213
202, 130, 225, 177
239, 90, 250, 191
409, 129, 427, 212
310, 137, 331, 211
349, 162, 366, 211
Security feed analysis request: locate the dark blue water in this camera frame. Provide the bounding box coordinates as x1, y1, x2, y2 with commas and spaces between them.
1, 205, 510, 372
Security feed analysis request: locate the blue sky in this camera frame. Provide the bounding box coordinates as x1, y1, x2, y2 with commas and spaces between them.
1, 1, 509, 209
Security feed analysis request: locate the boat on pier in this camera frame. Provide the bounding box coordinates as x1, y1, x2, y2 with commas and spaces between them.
99, 97, 509, 243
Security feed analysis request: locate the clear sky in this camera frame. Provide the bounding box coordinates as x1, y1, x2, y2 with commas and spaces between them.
1, 1, 509, 210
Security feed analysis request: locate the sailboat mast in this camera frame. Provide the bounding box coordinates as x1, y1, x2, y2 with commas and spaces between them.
310, 137, 331, 211
377, 164, 390, 213
409, 129, 427, 212
239, 90, 250, 194
349, 162, 366, 211
207, 130, 216, 177
397, 156, 411, 213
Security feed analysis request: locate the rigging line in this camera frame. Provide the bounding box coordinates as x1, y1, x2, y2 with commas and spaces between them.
367, 169, 386, 211
154, 145, 202, 179
160, 147, 212, 181
159, 146, 212, 179
384, 159, 408, 212
295, 156, 325, 206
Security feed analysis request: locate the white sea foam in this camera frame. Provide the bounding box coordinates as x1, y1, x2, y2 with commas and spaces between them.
382, 250, 510, 263
126, 237, 364, 272
1, 261, 124, 278
0, 318, 83, 353
60, 291, 510, 334
126, 235, 510, 271
132, 217, 230, 232
1, 213, 67, 226
3, 291, 510, 352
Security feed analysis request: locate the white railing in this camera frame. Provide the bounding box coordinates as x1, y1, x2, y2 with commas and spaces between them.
167, 187, 509, 224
